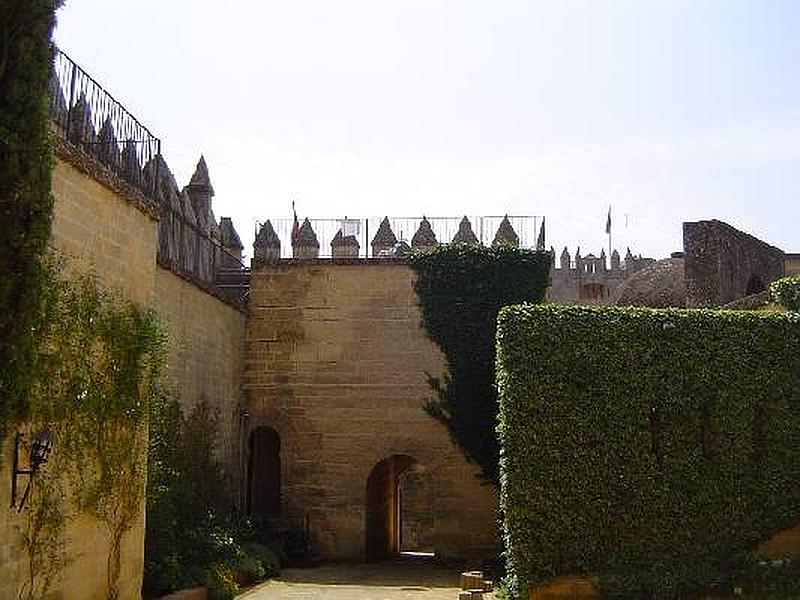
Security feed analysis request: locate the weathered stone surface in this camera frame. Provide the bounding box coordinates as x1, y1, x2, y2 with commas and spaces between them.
254, 220, 281, 265
244, 262, 498, 561
293, 218, 320, 259
683, 220, 785, 307
371, 217, 398, 256
411, 217, 437, 250
611, 257, 686, 308
219, 217, 244, 268
452, 216, 479, 245
331, 229, 360, 258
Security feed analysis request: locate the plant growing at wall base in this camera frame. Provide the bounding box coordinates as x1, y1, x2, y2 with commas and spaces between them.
496, 305, 800, 599
408, 244, 550, 483
0, 0, 62, 438
145, 398, 279, 600
770, 275, 800, 311
21, 258, 167, 600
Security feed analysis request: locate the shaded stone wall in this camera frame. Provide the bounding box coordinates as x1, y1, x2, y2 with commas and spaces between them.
0, 151, 158, 600
684, 220, 785, 307
244, 261, 498, 560
154, 267, 247, 501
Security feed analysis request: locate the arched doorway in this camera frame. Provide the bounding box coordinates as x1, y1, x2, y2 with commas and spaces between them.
248, 426, 281, 518
365, 455, 433, 561
746, 274, 765, 295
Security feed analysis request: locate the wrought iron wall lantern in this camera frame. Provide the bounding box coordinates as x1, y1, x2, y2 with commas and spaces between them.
11, 430, 55, 512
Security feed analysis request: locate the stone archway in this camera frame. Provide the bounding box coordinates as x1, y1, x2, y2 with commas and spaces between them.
365, 454, 433, 561
248, 426, 281, 518
746, 274, 765, 295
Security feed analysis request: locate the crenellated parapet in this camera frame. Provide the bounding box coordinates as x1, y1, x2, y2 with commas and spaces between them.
251, 214, 546, 260
549, 245, 655, 305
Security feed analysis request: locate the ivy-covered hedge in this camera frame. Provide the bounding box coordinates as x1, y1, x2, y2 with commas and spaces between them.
409, 244, 550, 483
496, 305, 800, 598
770, 275, 800, 311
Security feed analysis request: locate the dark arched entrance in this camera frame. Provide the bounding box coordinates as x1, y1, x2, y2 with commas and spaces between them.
248, 426, 281, 518
365, 455, 433, 561
746, 274, 765, 295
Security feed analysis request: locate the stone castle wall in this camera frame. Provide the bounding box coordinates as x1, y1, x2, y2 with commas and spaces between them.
154, 268, 247, 499
244, 261, 498, 560
1, 131, 246, 599
0, 148, 159, 600
684, 220, 785, 307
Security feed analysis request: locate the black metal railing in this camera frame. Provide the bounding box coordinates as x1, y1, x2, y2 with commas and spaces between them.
49, 47, 161, 197
256, 215, 543, 258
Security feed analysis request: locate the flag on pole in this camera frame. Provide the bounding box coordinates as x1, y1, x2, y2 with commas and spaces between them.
605, 207, 611, 235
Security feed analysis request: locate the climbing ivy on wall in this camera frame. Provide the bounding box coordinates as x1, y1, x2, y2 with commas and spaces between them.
408, 244, 551, 483
0, 0, 62, 437
496, 305, 800, 598
21, 257, 167, 600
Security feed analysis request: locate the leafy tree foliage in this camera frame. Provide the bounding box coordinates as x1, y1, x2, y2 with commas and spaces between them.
0, 0, 62, 434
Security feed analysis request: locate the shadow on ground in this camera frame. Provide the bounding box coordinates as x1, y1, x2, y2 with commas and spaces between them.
237, 557, 478, 599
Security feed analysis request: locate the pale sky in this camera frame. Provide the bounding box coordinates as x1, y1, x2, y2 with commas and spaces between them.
54, 1, 800, 259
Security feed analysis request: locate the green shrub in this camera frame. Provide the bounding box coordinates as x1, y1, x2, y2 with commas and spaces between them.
770, 275, 800, 311
201, 562, 240, 600
242, 542, 280, 579
496, 305, 800, 598
408, 244, 550, 483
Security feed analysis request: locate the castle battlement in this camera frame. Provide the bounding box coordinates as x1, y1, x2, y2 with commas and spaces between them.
252, 214, 545, 263
549, 246, 655, 304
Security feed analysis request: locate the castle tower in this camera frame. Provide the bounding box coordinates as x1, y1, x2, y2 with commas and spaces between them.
331, 229, 360, 258
371, 217, 398, 256
411, 217, 437, 251
452, 216, 479, 245
185, 156, 214, 233
492, 215, 519, 248
253, 220, 281, 266
560, 247, 571, 269
219, 217, 244, 269
293, 218, 320, 259
611, 249, 620, 271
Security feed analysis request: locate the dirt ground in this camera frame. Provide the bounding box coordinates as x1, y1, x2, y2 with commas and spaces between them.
237, 561, 494, 600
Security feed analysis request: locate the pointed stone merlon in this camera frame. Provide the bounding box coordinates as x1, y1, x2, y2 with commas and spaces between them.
411, 217, 437, 251
625, 247, 635, 271
253, 220, 281, 266
452, 216, 479, 245
611, 249, 621, 270
331, 229, 360, 258
185, 156, 215, 233
293, 218, 320, 259
371, 217, 398, 256
492, 215, 519, 248
219, 217, 243, 268
560, 247, 571, 269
